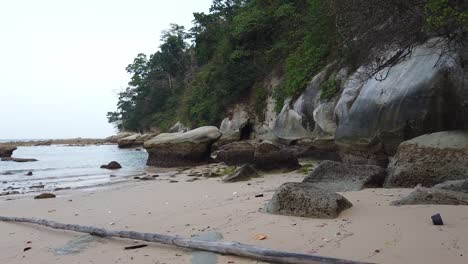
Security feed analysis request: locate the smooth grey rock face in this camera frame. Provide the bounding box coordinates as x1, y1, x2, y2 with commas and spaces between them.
118, 133, 157, 148
106, 132, 137, 143
144, 126, 221, 167
223, 165, 258, 183
335, 39, 465, 165
385, 130, 468, 188
391, 187, 468, 206
433, 180, 468, 193
303, 160, 386, 192
266, 182, 352, 218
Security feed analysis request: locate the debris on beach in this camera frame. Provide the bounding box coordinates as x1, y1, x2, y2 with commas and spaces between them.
124, 244, 148, 250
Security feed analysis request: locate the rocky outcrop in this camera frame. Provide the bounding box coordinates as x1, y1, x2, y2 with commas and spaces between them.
391, 187, 468, 206
215, 141, 255, 166
118, 133, 156, 148
293, 138, 341, 161
0, 145, 16, 158
385, 131, 468, 188
34, 193, 56, 199
106, 132, 138, 143
253, 141, 300, 171
433, 180, 468, 193
144, 126, 221, 167
223, 165, 258, 183
218, 106, 252, 145
335, 39, 466, 166
266, 182, 352, 218
303, 160, 386, 192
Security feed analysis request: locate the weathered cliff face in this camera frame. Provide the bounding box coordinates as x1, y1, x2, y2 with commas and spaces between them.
335, 39, 465, 165
214, 38, 466, 168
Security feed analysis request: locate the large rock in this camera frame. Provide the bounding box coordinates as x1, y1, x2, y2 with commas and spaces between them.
218, 106, 252, 145
303, 160, 386, 192
118, 134, 141, 148
293, 138, 341, 161
215, 141, 255, 166
335, 39, 466, 166
118, 133, 156, 148
385, 131, 468, 188
0, 145, 16, 158
100, 161, 122, 170
433, 180, 468, 193
223, 165, 258, 183
266, 182, 352, 218
253, 141, 300, 171
106, 132, 137, 143
391, 187, 468, 206
144, 126, 221, 167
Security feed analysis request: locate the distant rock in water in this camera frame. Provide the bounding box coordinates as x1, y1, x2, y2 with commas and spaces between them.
34, 140, 52, 146
105, 132, 138, 143
266, 182, 352, 218
100, 161, 122, 170
0, 145, 17, 158
1, 157, 38, 162
144, 126, 221, 167
34, 193, 56, 199
25, 171, 33, 176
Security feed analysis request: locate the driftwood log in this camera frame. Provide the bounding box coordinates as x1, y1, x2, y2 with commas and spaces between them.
0, 216, 373, 264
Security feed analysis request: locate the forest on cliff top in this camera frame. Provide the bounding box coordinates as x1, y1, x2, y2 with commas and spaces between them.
107, 0, 467, 132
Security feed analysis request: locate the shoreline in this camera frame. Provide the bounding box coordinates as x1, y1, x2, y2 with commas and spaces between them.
0, 138, 109, 147
1, 167, 467, 264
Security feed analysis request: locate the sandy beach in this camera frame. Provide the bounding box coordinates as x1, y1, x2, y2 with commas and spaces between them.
0, 168, 467, 264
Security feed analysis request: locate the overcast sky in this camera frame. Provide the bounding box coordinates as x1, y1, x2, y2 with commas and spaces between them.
0, 0, 212, 139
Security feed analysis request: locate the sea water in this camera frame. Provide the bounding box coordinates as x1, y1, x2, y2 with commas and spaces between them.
0, 144, 148, 193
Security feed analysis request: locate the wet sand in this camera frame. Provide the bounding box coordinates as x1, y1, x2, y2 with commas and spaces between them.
0, 170, 467, 264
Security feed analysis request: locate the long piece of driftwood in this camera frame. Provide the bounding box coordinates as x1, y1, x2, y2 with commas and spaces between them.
0, 216, 372, 264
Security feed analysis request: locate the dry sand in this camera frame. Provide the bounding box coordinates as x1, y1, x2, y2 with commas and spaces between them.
0, 169, 467, 264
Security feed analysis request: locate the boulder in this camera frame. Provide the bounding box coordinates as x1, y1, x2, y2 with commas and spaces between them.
106, 132, 137, 143
303, 160, 386, 192
433, 180, 468, 193
34, 193, 56, 199
293, 138, 341, 161
144, 126, 221, 167
215, 141, 255, 166
117, 134, 141, 148
253, 141, 300, 171
266, 182, 352, 218
100, 161, 122, 170
385, 131, 468, 187
219, 106, 252, 145
335, 39, 466, 166
391, 187, 468, 206
0, 145, 16, 158
223, 165, 258, 183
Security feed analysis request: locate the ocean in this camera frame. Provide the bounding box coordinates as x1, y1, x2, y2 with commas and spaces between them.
0, 145, 148, 194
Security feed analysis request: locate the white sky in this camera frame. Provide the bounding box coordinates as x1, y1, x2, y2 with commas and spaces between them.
0, 0, 212, 139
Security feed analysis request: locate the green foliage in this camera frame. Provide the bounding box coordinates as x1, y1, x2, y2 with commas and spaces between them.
320, 77, 338, 101
425, 0, 468, 30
